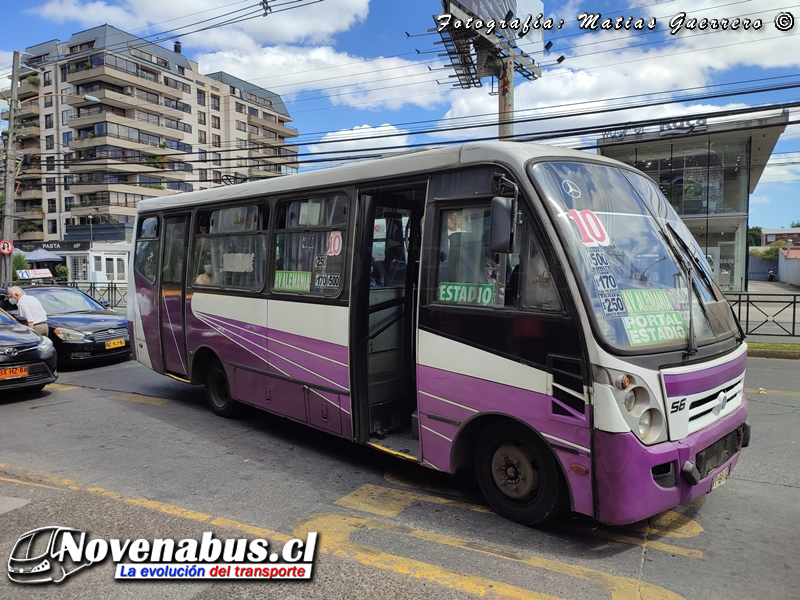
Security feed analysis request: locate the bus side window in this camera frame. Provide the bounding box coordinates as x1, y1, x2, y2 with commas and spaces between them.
521, 227, 562, 312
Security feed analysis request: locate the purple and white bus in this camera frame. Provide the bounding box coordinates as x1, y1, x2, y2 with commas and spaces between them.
128, 142, 750, 526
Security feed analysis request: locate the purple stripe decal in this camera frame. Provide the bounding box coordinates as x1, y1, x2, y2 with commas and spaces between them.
663, 351, 746, 397
417, 365, 591, 475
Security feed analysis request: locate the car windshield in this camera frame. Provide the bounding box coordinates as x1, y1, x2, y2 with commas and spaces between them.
0, 310, 18, 326
529, 160, 737, 352
26, 289, 103, 314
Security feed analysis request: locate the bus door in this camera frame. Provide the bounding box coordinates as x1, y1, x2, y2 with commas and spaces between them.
159, 214, 189, 377
352, 184, 424, 443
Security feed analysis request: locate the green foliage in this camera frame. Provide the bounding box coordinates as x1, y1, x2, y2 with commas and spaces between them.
11, 253, 30, 281
750, 239, 787, 261
54, 264, 69, 280
747, 226, 762, 247
25, 75, 40, 86
791, 220, 800, 228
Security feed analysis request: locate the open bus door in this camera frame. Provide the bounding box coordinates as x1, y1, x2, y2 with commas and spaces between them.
159, 214, 189, 377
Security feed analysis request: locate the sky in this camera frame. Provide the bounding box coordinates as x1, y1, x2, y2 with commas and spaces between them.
1, 0, 799, 229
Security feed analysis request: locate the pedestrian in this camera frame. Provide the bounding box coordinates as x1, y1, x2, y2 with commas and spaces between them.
7, 286, 49, 336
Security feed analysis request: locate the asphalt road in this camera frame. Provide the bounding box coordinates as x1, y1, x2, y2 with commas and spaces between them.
0, 354, 798, 600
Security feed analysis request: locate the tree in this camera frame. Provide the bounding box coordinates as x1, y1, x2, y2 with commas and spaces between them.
790, 220, 800, 228
11, 252, 30, 281
748, 226, 763, 247
750, 239, 787, 261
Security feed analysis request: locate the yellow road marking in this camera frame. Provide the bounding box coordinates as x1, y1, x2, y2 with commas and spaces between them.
335, 483, 492, 517
110, 393, 169, 405
47, 383, 78, 392
626, 510, 704, 539
0, 476, 62, 490
296, 513, 685, 600
384, 470, 467, 498
745, 387, 800, 398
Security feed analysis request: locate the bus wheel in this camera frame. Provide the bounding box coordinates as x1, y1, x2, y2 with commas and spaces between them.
205, 360, 238, 418
475, 421, 567, 525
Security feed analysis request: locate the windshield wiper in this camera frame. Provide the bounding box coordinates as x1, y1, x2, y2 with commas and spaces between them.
660, 224, 698, 357
665, 223, 715, 294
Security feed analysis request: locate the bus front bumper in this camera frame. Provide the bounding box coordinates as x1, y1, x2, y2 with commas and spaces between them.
594, 396, 750, 526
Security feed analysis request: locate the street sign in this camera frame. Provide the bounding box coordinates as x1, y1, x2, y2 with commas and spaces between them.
0, 240, 14, 255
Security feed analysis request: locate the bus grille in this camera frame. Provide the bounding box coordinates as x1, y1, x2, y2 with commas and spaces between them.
695, 426, 743, 479
688, 382, 740, 423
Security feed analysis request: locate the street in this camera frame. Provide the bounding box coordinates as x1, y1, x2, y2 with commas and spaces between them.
0, 355, 798, 600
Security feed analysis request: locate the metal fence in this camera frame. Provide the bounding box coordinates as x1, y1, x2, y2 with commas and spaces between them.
724, 292, 800, 337
68, 280, 128, 310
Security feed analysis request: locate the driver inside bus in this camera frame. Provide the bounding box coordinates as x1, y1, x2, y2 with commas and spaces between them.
196, 258, 213, 286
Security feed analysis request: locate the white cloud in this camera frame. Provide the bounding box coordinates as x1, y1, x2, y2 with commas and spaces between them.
306, 123, 411, 165
196, 46, 448, 111
750, 195, 771, 204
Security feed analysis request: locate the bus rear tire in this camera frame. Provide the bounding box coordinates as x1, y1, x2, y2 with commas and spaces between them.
205, 360, 239, 418
474, 420, 567, 526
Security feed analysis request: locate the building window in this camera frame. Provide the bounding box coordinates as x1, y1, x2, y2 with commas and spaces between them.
62, 109, 72, 126
45, 114, 54, 128
198, 111, 206, 125
44, 71, 52, 86
199, 168, 207, 182
44, 94, 53, 107
198, 130, 206, 144
197, 90, 206, 106
211, 153, 221, 166
212, 134, 221, 148
46, 178, 56, 192
48, 198, 57, 213
64, 176, 73, 191
211, 115, 220, 129
46, 135, 54, 150
230, 85, 237, 95
177, 65, 185, 76
69, 41, 95, 53
62, 131, 73, 146
48, 219, 58, 234
46, 157, 55, 171
198, 149, 206, 162
212, 170, 222, 183
210, 95, 220, 110
65, 196, 74, 210
236, 120, 247, 132
248, 106, 258, 117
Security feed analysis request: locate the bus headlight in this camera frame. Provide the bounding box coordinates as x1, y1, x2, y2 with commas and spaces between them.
638, 409, 663, 444
624, 390, 636, 412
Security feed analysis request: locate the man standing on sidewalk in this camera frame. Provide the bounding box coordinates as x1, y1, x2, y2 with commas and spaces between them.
7, 286, 49, 336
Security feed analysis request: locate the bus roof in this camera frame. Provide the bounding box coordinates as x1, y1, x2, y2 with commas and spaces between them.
136, 142, 621, 213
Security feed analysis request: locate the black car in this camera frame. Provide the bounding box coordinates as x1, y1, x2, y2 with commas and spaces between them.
0, 308, 57, 393
0, 286, 131, 364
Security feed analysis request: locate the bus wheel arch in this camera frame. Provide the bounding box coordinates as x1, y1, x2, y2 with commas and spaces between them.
460, 416, 570, 525
193, 350, 239, 418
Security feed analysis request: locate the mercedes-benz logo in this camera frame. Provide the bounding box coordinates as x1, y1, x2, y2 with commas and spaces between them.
4, 347, 19, 357
562, 179, 581, 198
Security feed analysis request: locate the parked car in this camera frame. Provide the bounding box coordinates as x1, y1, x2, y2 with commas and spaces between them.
0, 308, 57, 393
0, 286, 130, 364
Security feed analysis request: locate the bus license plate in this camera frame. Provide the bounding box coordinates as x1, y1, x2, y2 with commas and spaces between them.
105, 339, 125, 350
0, 366, 28, 380
711, 467, 729, 491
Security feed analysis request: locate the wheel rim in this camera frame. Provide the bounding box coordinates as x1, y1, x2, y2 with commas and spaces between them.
490, 442, 540, 501
209, 369, 229, 409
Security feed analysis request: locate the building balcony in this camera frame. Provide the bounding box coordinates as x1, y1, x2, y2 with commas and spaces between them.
16, 187, 43, 200
18, 230, 45, 241
16, 125, 41, 139
67, 134, 188, 156
66, 88, 189, 120
247, 114, 299, 138
17, 164, 43, 177
69, 112, 184, 141
66, 65, 184, 100
70, 181, 176, 197
70, 204, 138, 219
14, 207, 45, 220
16, 80, 41, 101
3, 102, 41, 122
248, 167, 282, 179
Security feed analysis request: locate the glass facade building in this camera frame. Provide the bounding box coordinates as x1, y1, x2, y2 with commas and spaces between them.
597, 112, 788, 291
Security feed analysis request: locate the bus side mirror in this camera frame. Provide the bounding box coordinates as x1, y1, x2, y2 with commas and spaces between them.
490, 196, 514, 253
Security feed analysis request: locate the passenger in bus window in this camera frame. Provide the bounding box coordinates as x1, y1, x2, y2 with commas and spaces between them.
195, 258, 213, 286
370, 256, 384, 287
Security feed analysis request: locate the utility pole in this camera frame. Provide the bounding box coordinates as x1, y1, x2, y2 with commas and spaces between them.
498, 57, 515, 140
1, 51, 20, 284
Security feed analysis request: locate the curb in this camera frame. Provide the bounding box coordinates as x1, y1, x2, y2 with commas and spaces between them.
747, 349, 800, 360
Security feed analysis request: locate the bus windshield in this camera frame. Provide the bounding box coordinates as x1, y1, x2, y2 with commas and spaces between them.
529, 160, 738, 352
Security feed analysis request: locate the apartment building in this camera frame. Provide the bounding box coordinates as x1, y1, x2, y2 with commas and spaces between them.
2, 25, 299, 243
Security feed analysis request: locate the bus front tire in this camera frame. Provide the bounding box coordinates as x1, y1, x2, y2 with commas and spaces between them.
205, 360, 239, 418
474, 421, 567, 526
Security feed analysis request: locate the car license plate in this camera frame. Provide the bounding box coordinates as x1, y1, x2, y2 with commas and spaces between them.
105, 339, 126, 350
0, 366, 28, 380
711, 467, 729, 491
